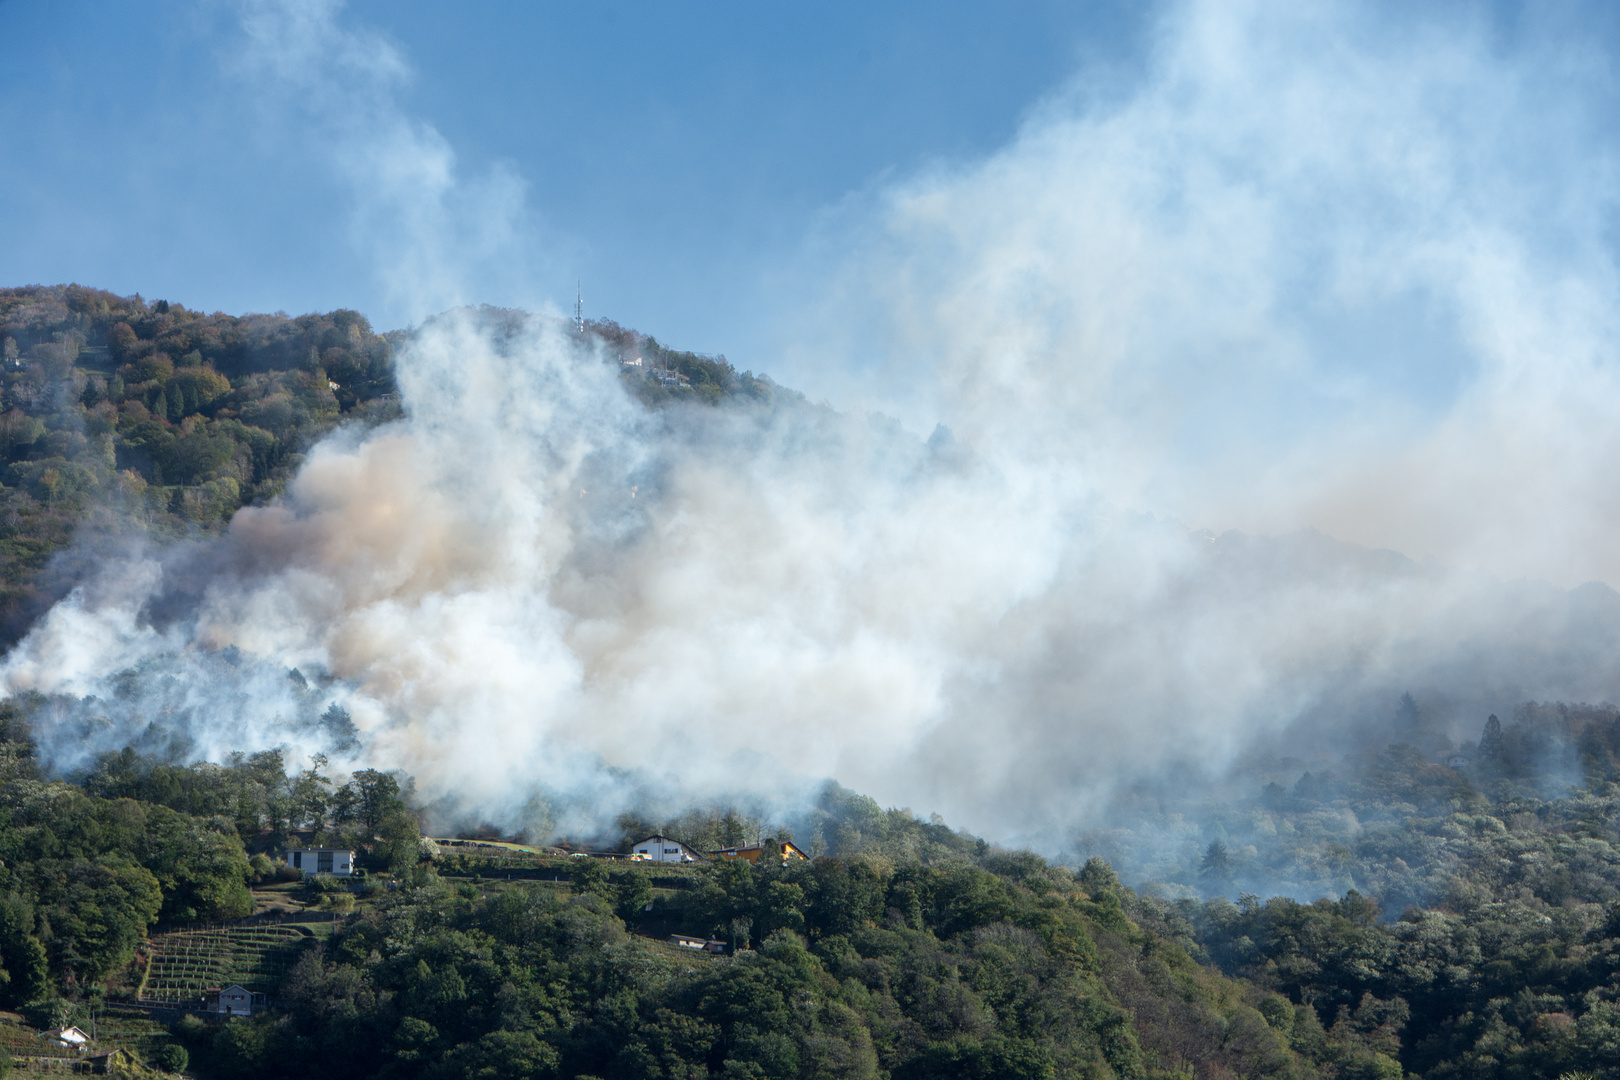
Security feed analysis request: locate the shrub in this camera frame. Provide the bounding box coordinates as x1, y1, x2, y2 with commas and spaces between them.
306, 873, 347, 894
173, 1014, 208, 1043
152, 1043, 189, 1072
22, 998, 77, 1031
320, 893, 356, 914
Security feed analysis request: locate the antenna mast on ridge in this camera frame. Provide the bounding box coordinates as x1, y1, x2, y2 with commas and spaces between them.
574, 281, 584, 333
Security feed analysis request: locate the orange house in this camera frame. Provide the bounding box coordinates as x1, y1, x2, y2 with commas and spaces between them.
712, 841, 808, 864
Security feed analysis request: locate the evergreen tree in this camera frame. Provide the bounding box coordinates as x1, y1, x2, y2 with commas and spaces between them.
1199, 840, 1233, 885
1396, 691, 1422, 728
1480, 713, 1505, 760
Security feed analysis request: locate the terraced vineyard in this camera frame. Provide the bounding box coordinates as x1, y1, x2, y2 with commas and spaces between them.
0, 1022, 79, 1060
137, 924, 316, 1006
93, 1007, 181, 1060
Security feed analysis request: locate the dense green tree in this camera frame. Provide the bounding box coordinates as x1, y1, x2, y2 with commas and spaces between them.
614, 866, 653, 925
345, 769, 404, 837
0, 896, 47, 1008
40, 855, 161, 978
1480, 713, 1505, 761
152, 1042, 188, 1072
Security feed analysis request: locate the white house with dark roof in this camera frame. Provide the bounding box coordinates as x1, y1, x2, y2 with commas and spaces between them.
629, 835, 701, 863
39, 1026, 89, 1048
284, 847, 355, 876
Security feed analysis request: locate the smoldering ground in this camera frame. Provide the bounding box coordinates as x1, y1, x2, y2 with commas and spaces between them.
9, 0, 1620, 857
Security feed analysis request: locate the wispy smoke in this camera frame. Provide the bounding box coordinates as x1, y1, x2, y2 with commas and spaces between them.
233, 0, 542, 323
9, 1, 1620, 851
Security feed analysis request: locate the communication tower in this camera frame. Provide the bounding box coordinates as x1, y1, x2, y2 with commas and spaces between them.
574, 281, 584, 333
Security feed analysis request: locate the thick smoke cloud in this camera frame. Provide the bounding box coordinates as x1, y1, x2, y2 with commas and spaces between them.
8, 0, 1620, 851
804, 1, 1620, 587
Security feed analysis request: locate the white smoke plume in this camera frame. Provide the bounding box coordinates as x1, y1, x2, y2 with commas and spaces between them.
8, 0, 1620, 850
804, 1, 1620, 585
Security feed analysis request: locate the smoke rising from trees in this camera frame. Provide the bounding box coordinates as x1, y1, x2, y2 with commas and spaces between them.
8, 0, 1620, 851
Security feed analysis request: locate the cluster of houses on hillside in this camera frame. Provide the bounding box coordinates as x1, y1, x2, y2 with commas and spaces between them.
625, 835, 808, 865
274, 836, 806, 880
32, 979, 260, 1056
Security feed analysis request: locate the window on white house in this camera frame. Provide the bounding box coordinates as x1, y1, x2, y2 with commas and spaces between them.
292, 852, 301, 868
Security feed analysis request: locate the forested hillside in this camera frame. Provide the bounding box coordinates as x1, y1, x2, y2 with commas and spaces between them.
0, 285, 399, 647
1067, 701, 1620, 1079
11, 710, 1620, 1079
0, 286, 780, 657
0, 696, 1405, 1080
7, 284, 1620, 1078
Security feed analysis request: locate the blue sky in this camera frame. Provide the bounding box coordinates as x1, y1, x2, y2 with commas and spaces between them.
0, 0, 1142, 354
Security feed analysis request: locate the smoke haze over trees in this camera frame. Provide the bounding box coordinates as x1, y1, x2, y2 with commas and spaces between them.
15, 1, 1620, 1073
0, 0, 1604, 852
7, 272, 1620, 860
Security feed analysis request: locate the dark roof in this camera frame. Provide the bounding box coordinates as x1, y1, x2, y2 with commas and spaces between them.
712, 841, 808, 859
282, 847, 354, 855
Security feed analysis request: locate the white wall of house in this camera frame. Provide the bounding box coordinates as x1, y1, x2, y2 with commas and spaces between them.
43, 1026, 89, 1046
285, 848, 354, 875
631, 836, 698, 863
215, 985, 253, 1016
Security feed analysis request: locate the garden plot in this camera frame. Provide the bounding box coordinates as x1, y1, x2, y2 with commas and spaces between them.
138, 925, 315, 1005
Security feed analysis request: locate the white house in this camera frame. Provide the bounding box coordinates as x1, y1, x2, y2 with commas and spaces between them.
669, 934, 726, 953
209, 984, 254, 1017
629, 835, 701, 864
284, 847, 355, 876
40, 1026, 89, 1047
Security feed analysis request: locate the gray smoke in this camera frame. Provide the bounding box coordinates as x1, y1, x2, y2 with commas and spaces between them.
8, 0, 1620, 850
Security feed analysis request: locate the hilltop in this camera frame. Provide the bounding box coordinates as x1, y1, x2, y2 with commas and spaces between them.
0, 285, 788, 654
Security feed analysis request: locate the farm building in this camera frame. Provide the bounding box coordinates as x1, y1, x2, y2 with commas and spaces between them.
668, 935, 727, 953
208, 984, 256, 1017
629, 835, 702, 863
283, 847, 355, 876
712, 841, 808, 864
39, 1026, 90, 1047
